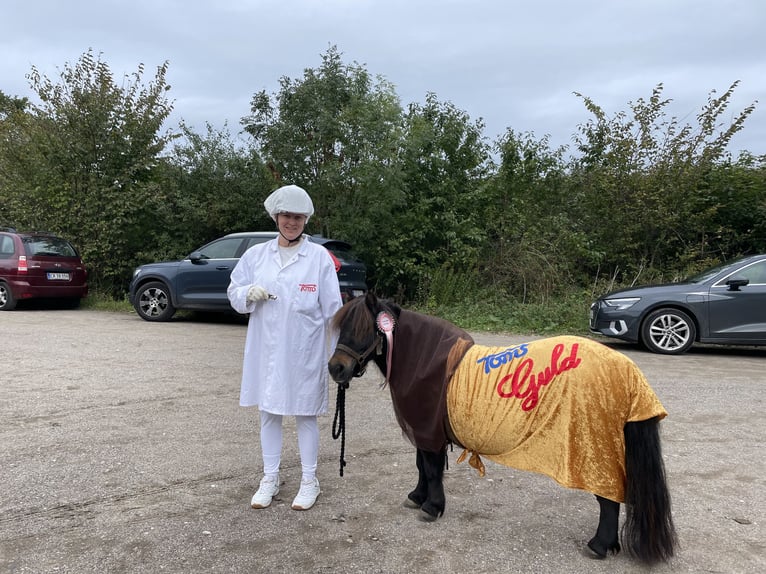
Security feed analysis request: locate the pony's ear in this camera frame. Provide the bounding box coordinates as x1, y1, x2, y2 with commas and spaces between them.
364, 291, 379, 312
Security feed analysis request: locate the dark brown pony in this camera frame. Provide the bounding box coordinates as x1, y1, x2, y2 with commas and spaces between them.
328, 293, 677, 565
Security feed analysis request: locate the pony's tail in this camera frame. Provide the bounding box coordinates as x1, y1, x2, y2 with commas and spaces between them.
622, 417, 677, 565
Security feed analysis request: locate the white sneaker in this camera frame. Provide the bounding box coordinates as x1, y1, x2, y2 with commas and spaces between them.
251, 475, 280, 509
291, 477, 320, 510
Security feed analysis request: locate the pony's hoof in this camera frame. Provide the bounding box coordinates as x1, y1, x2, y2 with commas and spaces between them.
586, 537, 620, 559
418, 501, 443, 522
403, 497, 421, 509
418, 508, 439, 522
586, 539, 607, 559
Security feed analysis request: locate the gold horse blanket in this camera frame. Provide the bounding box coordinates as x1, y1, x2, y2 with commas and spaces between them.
446, 336, 667, 503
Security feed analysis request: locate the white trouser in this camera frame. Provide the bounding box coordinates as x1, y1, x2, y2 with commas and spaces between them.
259, 410, 319, 482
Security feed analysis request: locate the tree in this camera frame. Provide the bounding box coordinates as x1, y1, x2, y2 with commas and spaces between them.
388, 93, 491, 299
701, 153, 766, 258
241, 45, 406, 293
0, 50, 176, 294
0, 91, 29, 117
481, 129, 573, 302
569, 82, 758, 281
0, 91, 32, 225
164, 122, 276, 250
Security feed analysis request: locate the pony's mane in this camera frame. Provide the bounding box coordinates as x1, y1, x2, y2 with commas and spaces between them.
332, 296, 375, 341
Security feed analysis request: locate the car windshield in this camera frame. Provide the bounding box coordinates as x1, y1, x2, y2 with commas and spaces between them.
23, 237, 77, 257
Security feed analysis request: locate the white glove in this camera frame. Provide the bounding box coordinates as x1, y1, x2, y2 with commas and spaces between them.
246, 285, 270, 303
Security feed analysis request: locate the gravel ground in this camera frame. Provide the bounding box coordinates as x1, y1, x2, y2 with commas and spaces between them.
1, 308, 764, 573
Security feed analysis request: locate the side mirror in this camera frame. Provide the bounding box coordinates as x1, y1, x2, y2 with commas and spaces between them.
189, 251, 205, 264
726, 276, 749, 291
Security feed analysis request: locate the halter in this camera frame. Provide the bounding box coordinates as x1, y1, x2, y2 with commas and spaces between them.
334, 309, 396, 385
334, 336, 383, 381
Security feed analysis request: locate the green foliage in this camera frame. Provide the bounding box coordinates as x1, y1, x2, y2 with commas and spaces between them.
164, 122, 277, 250
378, 94, 490, 299
0, 50, 176, 295
0, 91, 29, 117
243, 48, 493, 299
2, 48, 764, 320
242, 45, 407, 292
569, 82, 759, 285
479, 130, 580, 302
417, 281, 591, 337
80, 291, 134, 313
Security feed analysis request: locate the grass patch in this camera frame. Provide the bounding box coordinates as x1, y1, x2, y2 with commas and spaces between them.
81, 292, 133, 313
418, 293, 592, 336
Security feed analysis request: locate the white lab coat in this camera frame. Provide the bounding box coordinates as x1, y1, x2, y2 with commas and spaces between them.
227, 237, 343, 414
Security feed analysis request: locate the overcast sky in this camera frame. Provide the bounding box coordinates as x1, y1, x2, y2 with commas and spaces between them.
2, 0, 764, 157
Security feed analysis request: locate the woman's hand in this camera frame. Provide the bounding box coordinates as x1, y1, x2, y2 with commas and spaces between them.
246, 285, 270, 302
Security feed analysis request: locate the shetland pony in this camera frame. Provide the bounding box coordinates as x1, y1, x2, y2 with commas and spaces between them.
328, 293, 676, 565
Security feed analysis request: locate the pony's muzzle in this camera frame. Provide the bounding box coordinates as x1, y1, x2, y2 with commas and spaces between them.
328, 353, 355, 385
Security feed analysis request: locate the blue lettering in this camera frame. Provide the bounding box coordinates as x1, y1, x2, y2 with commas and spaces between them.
476, 344, 529, 374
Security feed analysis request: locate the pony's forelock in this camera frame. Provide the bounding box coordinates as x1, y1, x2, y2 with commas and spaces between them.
333, 296, 375, 341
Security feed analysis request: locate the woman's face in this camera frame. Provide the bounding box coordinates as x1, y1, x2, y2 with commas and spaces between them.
277, 212, 307, 242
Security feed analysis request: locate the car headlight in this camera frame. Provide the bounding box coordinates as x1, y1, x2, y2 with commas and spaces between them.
603, 297, 640, 310
133, 268, 142, 278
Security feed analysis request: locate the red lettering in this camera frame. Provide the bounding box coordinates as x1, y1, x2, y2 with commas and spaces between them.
559, 343, 582, 370
495, 343, 582, 411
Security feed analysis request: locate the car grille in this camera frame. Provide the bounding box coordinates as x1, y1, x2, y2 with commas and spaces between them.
589, 302, 599, 329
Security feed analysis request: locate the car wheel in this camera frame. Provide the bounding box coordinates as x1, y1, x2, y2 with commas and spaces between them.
133, 281, 176, 321
0, 282, 18, 311
640, 308, 696, 354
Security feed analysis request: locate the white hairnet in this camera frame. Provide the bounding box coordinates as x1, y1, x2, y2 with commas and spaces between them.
263, 185, 315, 222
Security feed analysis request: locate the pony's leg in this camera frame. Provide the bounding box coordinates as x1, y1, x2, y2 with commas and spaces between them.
587, 495, 621, 558
417, 448, 446, 521
404, 449, 428, 508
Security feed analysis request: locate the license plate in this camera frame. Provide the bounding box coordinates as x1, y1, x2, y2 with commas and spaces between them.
47, 272, 70, 280
352, 290, 366, 298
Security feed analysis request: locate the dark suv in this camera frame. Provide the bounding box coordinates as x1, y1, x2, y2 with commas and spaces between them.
0, 228, 89, 310
128, 231, 368, 321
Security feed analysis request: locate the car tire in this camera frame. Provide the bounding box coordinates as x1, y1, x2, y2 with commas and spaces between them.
0, 282, 18, 311
640, 308, 696, 355
133, 281, 176, 322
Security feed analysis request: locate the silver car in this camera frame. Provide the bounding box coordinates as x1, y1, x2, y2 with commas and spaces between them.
589, 254, 766, 354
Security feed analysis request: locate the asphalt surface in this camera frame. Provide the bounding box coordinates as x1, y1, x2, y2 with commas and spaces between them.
1, 308, 764, 573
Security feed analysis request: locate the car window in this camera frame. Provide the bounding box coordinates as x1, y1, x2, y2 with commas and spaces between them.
23, 236, 77, 257
329, 245, 363, 263
723, 260, 766, 285
196, 237, 243, 259
244, 236, 274, 250
0, 235, 14, 256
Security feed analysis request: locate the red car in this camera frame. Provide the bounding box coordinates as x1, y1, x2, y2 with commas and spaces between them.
0, 228, 88, 310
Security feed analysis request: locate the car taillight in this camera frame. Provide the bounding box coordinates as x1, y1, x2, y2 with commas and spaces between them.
18, 255, 28, 273
327, 250, 341, 272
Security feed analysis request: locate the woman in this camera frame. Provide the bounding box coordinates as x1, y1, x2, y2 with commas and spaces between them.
228, 184, 343, 510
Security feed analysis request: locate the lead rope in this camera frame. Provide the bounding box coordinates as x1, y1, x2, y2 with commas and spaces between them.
332, 382, 347, 476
